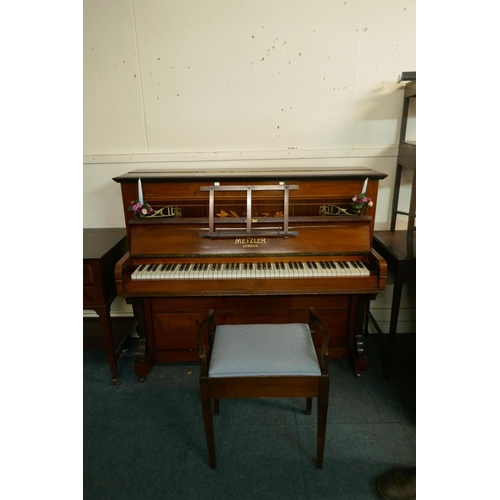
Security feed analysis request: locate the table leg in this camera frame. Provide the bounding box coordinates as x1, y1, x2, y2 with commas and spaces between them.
95, 305, 120, 385
384, 274, 405, 379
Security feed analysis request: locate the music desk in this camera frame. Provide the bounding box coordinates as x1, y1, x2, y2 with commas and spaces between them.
83, 228, 135, 385
367, 230, 416, 378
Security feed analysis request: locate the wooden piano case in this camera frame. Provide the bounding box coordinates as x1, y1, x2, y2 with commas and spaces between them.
113, 167, 387, 379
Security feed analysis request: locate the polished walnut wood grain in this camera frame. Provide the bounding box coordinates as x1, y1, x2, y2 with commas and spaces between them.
113, 168, 387, 379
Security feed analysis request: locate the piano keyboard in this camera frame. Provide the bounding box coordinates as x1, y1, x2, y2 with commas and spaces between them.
131, 261, 370, 280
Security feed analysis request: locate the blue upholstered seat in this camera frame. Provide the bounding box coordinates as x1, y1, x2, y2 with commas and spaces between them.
209, 323, 321, 378
196, 308, 330, 468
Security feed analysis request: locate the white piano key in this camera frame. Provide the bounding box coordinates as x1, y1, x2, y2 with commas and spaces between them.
357, 261, 370, 276
132, 264, 147, 280
340, 261, 353, 276
336, 261, 348, 276
149, 263, 162, 280
348, 261, 362, 276
142, 263, 157, 280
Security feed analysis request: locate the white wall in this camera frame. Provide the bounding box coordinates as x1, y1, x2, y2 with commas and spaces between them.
83, 0, 416, 330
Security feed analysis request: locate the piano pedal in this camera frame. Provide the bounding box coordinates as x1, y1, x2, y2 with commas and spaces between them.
112, 378, 121, 386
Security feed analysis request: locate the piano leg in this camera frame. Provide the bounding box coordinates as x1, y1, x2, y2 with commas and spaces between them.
349, 296, 369, 377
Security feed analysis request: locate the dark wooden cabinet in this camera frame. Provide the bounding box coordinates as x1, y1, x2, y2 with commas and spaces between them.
83, 228, 135, 384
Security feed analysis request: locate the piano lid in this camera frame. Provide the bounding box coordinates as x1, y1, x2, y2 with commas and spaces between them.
113, 167, 387, 183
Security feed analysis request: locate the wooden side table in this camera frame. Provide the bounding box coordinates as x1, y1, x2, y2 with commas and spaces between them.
83, 228, 133, 385
367, 230, 416, 378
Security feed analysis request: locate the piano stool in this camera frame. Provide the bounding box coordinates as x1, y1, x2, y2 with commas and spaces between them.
365, 230, 416, 378
83, 228, 136, 385
196, 307, 330, 469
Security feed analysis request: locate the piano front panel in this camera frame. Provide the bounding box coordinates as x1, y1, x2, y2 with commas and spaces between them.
149, 295, 354, 362
119, 174, 382, 243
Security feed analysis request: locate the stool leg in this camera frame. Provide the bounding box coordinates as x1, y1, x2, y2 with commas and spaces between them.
316, 375, 329, 469
200, 379, 216, 468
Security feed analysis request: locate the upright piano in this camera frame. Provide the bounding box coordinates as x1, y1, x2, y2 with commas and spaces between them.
113, 167, 387, 380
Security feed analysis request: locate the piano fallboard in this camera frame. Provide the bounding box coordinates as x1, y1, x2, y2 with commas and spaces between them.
128, 216, 372, 257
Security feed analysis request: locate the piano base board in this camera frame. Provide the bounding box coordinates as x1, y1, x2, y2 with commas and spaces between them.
134, 346, 366, 380
130, 293, 370, 379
